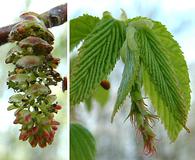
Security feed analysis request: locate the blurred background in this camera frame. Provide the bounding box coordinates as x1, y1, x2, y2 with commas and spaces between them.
0, 0, 67, 160
69, 0, 195, 160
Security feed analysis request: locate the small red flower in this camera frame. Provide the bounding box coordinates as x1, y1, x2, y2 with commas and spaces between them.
19, 131, 29, 141
31, 126, 39, 135
24, 114, 32, 123
143, 132, 156, 156
53, 104, 62, 110
129, 99, 158, 156
52, 126, 58, 131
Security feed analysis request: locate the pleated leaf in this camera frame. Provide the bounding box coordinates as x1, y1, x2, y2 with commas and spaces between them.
134, 23, 190, 141
111, 37, 139, 121
70, 14, 100, 51
151, 20, 191, 112
70, 123, 96, 160
70, 15, 125, 105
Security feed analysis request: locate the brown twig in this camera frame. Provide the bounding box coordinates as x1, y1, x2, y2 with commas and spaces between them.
0, 3, 67, 46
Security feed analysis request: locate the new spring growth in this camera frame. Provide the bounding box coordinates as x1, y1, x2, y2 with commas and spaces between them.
129, 84, 158, 155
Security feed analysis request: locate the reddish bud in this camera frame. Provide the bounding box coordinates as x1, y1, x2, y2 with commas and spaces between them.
36, 135, 42, 143
53, 104, 62, 110
143, 134, 156, 156
31, 126, 39, 135
38, 140, 47, 148
29, 139, 38, 148
49, 130, 55, 139
19, 132, 29, 141
43, 130, 50, 138
100, 80, 110, 90
62, 77, 67, 92
52, 126, 58, 131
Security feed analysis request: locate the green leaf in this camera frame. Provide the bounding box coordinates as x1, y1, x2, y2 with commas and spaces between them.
143, 70, 183, 141
111, 37, 139, 122
151, 20, 191, 112
132, 18, 190, 141
70, 123, 96, 160
70, 14, 100, 51
70, 15, 125, 105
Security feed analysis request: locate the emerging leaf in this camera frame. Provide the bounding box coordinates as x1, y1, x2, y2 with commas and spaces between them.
70, 14, 100, 51
130, 17, 190, 141
70, 14, 125, 105
111, 37, 139, 122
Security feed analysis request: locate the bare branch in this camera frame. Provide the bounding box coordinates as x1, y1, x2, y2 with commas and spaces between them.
0, 3, 67, 46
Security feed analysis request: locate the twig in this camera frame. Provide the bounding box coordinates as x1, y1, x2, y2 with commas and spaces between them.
0, 3, 67, 46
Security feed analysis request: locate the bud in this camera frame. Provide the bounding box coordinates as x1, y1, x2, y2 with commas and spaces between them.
29, 139, 38, 148
43, 129, 50, 138
53, 104, 62, 110
62, 77, 67, 92
100, 80, 110, 90
19, 131, 29, 141
31, 126, 39, 135
52, 126, 58, 131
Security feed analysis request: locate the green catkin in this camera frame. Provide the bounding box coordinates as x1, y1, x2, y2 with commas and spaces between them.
6, 12, 62, 148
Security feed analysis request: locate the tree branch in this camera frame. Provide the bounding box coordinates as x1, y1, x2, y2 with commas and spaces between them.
0, 3, 67, 46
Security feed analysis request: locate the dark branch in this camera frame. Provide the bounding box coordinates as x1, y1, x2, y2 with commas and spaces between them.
40, 4, 67, 28
0, 3, 67, 46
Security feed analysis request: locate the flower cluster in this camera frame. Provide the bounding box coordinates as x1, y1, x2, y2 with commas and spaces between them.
6, 12, 62, 148
14, 110, 60, 147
